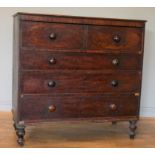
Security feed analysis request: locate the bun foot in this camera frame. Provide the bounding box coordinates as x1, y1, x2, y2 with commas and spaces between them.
129, 120, 137, 139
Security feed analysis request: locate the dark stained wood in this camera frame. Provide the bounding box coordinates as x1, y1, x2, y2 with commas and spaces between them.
19, 93, 139, 122
15, 122, 25, 146
20, 70, 141, 94
14, 12, 146, 28
129, 120, 137, 139
87, 25, 143, 52
21, 21, 85, 50
12, 15, 20, 124
21, 50, 142, 70
13, 12, 146, 145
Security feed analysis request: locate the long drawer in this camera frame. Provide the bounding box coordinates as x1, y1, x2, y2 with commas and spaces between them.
21, 51, 142, 70
20, 71, 141, 94
20, 93, 139, 121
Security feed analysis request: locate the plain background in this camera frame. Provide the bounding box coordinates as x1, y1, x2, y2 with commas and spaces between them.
0, 7, 155, 117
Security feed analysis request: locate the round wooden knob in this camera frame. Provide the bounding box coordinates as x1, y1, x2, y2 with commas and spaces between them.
49, 57, 56, 64
111, 80, 118, 87
48, 81, 56, 87
109, 104, 117, 111
49, 33, 56, 39
113, 35, 121, 43
112, 58, 119, 65
48, 105, 56, 112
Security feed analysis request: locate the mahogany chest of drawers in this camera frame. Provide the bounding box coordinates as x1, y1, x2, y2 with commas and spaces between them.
12, 13, 146, 145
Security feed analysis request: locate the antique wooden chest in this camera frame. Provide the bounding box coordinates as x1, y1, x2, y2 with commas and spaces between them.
12, 13, 146, 145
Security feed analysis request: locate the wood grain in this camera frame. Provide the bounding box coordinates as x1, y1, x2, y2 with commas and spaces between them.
15, 12, 146, 27
21, 21, 85, 50
1, 112, 155, 148
19, 93, 139, 122
12, 13, 146, 145
21, 51, 142, 70
87, 25, 143, 52
20, 70, 141, 94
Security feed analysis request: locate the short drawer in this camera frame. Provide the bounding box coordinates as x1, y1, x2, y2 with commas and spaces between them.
21, 51, 142, 70
20, 93, 139, 121
21, 21, 85, 50
87, 25, 143, 52
20, 71, 140, 94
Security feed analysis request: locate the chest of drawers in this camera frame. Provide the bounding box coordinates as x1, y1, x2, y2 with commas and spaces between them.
12, 13, 146, 145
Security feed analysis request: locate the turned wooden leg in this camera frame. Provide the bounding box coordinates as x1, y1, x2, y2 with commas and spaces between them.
129, 120, 137, 139
15, 122, 26, 146
112, 121, 117, 125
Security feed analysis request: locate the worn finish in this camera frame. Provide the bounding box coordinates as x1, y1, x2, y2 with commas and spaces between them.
12, 13, 146, 145
87, 26, 143, 52
20, 71, 140, 94
129, 120, 137, 139
15, 12, 146, 27
21, 22, 85, 50
20, 93, 139, 121
21, 51, 142, 70
15, 122, 26, 146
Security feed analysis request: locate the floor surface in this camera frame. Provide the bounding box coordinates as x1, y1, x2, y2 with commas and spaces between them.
0, 112, 155, 148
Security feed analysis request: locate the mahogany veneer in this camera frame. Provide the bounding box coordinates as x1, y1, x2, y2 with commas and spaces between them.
12, 13, 146, 145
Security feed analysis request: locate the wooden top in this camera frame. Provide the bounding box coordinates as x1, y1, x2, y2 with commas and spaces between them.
14, 12, 146, 28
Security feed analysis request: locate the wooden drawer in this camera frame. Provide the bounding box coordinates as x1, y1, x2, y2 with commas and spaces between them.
21, 21, 85, 50
20, 93, 139, 121
87, 25, 143, 52
21, 71, 140, 94
21, 51, 142, 70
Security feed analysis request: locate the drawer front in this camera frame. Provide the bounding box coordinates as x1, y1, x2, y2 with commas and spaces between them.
21, 21, 85, 50
87, 26, 143, 52
21, 51, 142, 70
20, 94, 139, 121
21, 71, 140, 94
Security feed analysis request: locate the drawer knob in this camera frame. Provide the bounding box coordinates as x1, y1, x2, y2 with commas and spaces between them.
48, 105, 56, 112
109, 103, 117, 111
49, 33, 56, 39
112, 58, 119, 65
49, 57, 56, 64
113, 35, 121, 43
134, 92, 140, 96
111, 80, 118, 87
48, 81, 56, 87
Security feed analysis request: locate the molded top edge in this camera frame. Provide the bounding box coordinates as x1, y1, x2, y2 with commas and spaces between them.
14, 12, 147, 27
